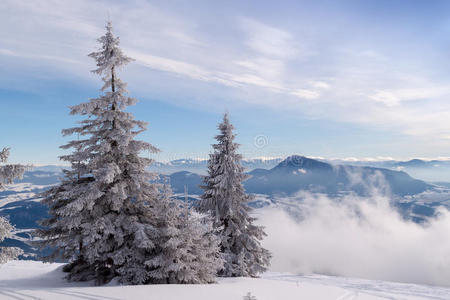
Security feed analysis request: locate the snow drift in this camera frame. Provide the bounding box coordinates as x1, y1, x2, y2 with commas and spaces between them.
3, 260, 450, 299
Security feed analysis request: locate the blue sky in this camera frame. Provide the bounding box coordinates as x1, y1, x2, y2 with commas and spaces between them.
2, 0, 450, 164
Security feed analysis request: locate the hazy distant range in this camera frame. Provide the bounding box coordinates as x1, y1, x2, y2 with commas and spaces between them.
146, 157, 450, 183
36, 157, 450, 183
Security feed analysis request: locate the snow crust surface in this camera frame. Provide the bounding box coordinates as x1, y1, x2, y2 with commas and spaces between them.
0, 261, 449, 299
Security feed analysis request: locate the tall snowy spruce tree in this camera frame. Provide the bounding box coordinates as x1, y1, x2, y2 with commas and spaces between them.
0, 147, 25, 263
36, 22, 222, 285
35, 21, 160, 284
198, 114, 271, 277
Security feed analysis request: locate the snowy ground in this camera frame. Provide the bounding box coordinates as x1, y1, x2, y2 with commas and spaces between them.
0, 261, 449, 300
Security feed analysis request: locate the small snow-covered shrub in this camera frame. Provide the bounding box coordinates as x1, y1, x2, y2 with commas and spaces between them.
243, 292, 257, 300
0, 147, 25, 264
0, 217, 23, 264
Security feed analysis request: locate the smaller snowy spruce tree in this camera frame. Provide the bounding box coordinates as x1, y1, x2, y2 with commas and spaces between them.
198, 113, 271, 277
0, 147, 25, 263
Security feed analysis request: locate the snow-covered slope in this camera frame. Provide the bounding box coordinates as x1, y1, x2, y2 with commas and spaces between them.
1, 260, 449, 300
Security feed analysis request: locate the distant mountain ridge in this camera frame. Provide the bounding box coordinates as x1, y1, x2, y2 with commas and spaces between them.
154, 157, 450, 182
168, 155, 432, 197
35, 156, 450, 181
246, 155, 431, 197
24, 156, 434, 197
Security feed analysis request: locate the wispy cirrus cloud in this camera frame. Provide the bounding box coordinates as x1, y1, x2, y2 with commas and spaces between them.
2, 0, 450, 155
240, 18, 299, 59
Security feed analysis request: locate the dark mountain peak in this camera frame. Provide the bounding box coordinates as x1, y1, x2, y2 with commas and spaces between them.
273, 155, 332, 171
405, 159, 425, 165
395, 159, 427, 168
408, 159, 424, 163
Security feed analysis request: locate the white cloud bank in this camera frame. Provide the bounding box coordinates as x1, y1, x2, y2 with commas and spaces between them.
259, 192, 450, 286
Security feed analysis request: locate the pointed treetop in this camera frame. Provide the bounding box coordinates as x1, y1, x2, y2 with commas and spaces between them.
106, 20, 112, 34
88, 21, 134, 80
222, 111, 234, 129
0, 148, 9, 163
215, 113, 238, 154
219, 112, 233, 134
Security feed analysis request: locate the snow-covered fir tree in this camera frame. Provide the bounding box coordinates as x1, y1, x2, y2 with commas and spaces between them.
243, 292, 258, 300
0, 217, 23, 264
198, 113, 271, 277
36, 22, 222, 285
0, 147, 26, 189
0, 147, 25, 263
138, 184, 223, 284
36, 22, 161, 284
